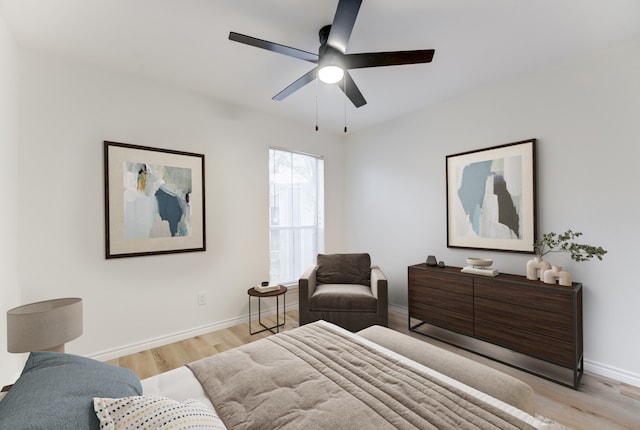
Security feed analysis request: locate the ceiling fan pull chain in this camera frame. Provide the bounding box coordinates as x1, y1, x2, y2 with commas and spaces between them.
315, 76, 319, 131
343, 78, 348, 133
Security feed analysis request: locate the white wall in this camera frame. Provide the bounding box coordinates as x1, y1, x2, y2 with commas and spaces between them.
345, 35, 640, 385
14, 49, 346, 370
0, 12, 21, 382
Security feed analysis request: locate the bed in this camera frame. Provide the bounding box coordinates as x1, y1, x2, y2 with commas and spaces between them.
0, 320, 566, 429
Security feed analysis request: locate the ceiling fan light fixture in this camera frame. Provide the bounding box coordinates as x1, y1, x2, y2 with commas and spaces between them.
318, 65, 344, 84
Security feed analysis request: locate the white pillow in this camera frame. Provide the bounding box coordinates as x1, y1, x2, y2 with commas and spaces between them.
93, 395, 226, 430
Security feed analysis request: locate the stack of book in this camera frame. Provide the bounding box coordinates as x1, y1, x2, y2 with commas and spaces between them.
254, 284, 281, 293
460, 266, 499, 277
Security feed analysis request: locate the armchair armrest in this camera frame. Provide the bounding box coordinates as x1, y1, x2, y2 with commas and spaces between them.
371, 265, 388, 327
298, 265, 318, 325
370, 266, 387, 298
298, 265, 318, 302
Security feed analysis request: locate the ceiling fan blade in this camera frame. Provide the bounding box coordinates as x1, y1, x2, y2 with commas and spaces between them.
272, 68, 318, 101
229, 32, 318, 63
343, 49, 435, 69
340, 71, 367, 108
327, 0, 362, 53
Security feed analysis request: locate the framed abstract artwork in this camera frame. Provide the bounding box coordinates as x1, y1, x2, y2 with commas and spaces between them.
104, 141, 206, 258
446, 139, 537, 253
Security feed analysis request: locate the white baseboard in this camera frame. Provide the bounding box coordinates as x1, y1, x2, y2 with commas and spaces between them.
89, 299, 298, 363
584, 359, 640, 388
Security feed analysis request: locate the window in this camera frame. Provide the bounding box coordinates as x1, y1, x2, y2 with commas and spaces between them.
269, 148, 324, 284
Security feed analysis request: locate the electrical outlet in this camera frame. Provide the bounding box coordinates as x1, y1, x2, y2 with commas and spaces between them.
197, 291, 207, 306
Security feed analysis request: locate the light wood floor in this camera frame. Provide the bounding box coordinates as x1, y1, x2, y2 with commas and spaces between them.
107, 309, 640, 430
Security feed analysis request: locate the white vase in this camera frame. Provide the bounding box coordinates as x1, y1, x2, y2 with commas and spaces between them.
526, 256, 551, 280
543, 265, 572, 286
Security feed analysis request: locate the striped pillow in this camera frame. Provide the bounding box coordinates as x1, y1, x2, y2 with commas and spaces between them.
93, 395, 226, 430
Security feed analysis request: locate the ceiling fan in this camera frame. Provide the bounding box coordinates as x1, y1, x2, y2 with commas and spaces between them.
228, 0, 435, 108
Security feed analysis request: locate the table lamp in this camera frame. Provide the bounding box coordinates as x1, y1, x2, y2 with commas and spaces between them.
7, 298, 83, 353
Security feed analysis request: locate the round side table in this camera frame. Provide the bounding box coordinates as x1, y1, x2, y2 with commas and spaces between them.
247, 285, 287, 335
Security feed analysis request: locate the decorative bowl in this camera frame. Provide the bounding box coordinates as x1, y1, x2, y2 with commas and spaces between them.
466, 258, 493, 268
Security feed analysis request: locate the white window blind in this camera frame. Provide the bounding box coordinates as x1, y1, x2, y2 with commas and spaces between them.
269, 148, 325, 284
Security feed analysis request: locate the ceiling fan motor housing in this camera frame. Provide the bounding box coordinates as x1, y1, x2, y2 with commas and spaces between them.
319, 25, 332, 46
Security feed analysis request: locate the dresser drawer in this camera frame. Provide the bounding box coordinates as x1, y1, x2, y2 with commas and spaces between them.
475, 279, 573, 313
409, 283, 473, 315
408, 266, 473, 335
474, 297, 574, 341
475, 320, 577, 368
409, 268, 472, 296
409, 301, 473, 336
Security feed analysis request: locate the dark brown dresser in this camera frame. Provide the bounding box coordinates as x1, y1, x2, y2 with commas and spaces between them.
408, 263, 583, 388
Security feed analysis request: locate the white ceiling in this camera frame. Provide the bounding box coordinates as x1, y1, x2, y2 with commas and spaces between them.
3, 0, 640, 134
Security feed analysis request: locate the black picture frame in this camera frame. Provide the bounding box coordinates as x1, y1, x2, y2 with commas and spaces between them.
104, 141, 206, 258
446, 139, 537, 253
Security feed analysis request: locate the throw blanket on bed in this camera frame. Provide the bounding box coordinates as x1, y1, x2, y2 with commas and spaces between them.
189, 321, 547, 430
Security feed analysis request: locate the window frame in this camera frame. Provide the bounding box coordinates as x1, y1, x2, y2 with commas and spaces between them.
268, 147, 325, 285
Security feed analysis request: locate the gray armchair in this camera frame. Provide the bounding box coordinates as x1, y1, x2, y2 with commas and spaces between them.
298, 253, 388, 332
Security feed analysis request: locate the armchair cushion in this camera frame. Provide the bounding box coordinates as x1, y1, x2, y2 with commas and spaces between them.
316, 253, 371, 286
310, 284, 377, 312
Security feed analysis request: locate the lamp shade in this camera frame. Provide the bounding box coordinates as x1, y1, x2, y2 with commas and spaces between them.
7, 298, 83, 353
